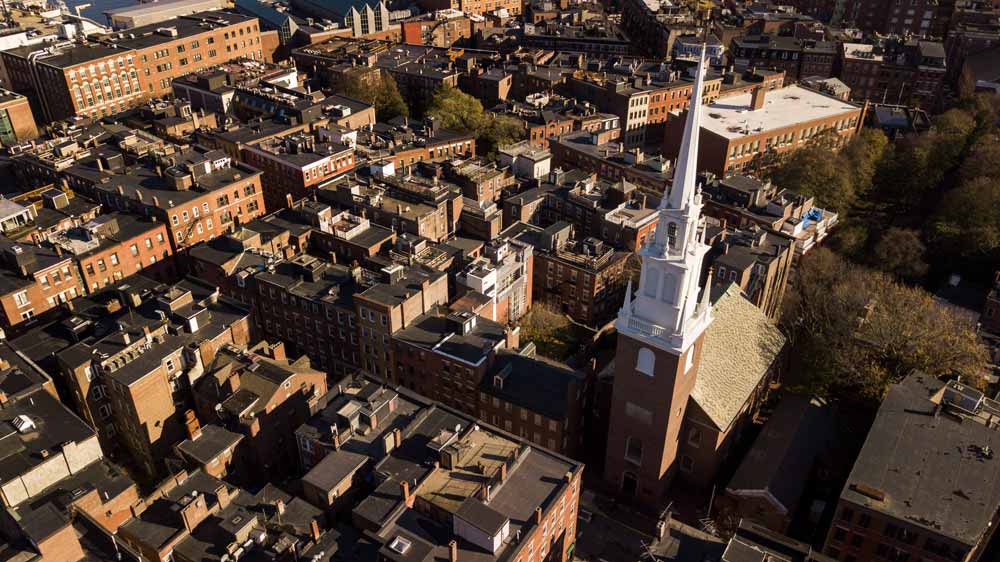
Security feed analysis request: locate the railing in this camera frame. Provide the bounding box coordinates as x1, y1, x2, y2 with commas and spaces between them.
627, 315, 667, 338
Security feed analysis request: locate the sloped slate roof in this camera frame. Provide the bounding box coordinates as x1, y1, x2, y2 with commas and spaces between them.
691, 284, 786, 430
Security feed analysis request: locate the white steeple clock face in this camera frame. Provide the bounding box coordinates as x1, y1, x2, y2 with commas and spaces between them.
616, 45, 714, 357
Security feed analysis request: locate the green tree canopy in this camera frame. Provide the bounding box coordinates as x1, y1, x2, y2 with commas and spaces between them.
871, 227, 928, 282
782, 248, 988, 403
931, 176, 1000, 260
426, 86, 526, 158
337, 73, 408, 122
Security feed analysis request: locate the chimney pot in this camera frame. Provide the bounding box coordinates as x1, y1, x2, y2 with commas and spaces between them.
449, 539, 458, 562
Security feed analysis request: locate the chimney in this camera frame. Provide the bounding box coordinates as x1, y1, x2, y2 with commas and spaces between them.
310, 519, 321, 541
751, 87, 766, 111
535, 507, 543, 525
401, 480, 414, 508
286, 193, 294, 208
499, 462, 507, 482
0, 392, 7, 407
449, 540, 458, 562
184, 410, 202, 441
275, 498, 285, 515
393, 427, 402, 447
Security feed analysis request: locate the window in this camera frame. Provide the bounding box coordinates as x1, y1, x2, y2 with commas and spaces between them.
110, 253, 119, 266
636, 348, 655, 376
625, 436, 642, 465
13, 291, 29, 307
687, 426, 701, 447
679, 455, 694, 473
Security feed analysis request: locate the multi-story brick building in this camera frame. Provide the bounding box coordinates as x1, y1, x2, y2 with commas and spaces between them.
701, 174, 840, 261
662, 85, 864, 177
503, 168, 659, 251
705, 224, 795, 320
0, 88, 38, 143
345, 379, 584, 562
731, 36, 837, 84
50, 214, 174, 293
192, 341, 328, 485
823, 376, 1000, 562
64, 145, 266, 251
508, 221, 630, 327
2, 43, 143, 123
0, 351, 140, 562
550, 130, 671, 194
102, 11, 268, 98
0, 237, 84, 327
241, 132, 356, 211
1, 12, 269, 122
417, 0, 522, 15
54, 277, 253, 480
839, 41, 947, 107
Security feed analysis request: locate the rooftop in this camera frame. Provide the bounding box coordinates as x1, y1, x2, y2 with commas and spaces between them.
697, 85, 861, 141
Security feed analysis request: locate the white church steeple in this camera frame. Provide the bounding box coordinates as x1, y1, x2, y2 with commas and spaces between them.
616, 44, 713, 356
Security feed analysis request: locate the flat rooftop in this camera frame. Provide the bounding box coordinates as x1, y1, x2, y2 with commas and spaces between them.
698, 85, 861, 141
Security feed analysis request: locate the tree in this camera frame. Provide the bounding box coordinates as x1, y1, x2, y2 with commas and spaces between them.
518, 304, 578, 360
425, 86, 526, 157
958, 136, 1000, 187
768, 137, 855, 214
336, 73, 408, 122
426, 85, 486, 134
478, 115, 526, 159
782, 248, 987, 403
872, 228, 928, 282
372, 75, 408, 122
931, 177, 1000, 260
841, 128, 889, 197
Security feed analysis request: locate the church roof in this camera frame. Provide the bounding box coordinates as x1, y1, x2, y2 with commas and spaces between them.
691, 284, 785, 431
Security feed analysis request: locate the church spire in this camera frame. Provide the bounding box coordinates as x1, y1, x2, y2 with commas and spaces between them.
615, 44, 713, 356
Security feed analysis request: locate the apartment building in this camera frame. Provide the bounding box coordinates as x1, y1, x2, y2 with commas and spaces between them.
321, 173, 464, 243
1, 12, 268, 122
54, 277, 253, 479
456, 234, 533, 325
511, 221, 629, 327
349, 393, 584, 562
824, 376, 1000, 562
662, 85, 864, 177
0, 352, 139, 562
50, 214, 175, 292
2, 43, 143, 122
705, 224, 795, 320
839, 41, 947, 107
0, 187, 101, 245
354, 263, 449, 381
731, 36, 837, 84
503, 169, 659, 251
0, 237, 84, 327
240, 132, 356, 211
64, 145, 266, 251
102, 11, 268, 98
192, 341, 328, 485
701, 174, 840, 260
550, 130, 671, 194
0, 88, 38, 143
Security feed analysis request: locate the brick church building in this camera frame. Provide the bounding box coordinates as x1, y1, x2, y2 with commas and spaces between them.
604, 46, 787, 505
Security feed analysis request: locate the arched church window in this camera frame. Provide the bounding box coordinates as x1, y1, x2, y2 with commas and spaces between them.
636, 347, 655, 376
667, 222, 678, 248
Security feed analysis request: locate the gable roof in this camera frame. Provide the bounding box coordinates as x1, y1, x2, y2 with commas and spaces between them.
691, 284, 785, 430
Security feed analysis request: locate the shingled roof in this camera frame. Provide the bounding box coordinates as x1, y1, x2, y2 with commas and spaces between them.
691, 284, 786, 430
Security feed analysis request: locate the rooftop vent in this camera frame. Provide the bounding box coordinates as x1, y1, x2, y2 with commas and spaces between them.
12, 415, 35, 433
389, 536, 412, 554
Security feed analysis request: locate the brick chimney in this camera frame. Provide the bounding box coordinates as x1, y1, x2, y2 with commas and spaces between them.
449, 539, 458, 562
535, 507, 543, 525
751, 87, 766, 111
401, 480, 412, 508
184, 410, 202, 441
311, 519, 321, 541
